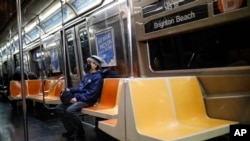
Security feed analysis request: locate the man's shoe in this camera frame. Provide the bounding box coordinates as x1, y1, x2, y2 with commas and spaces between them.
62, 131, 73, 137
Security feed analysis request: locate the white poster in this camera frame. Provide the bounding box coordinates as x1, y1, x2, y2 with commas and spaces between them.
95, 28, 116, 67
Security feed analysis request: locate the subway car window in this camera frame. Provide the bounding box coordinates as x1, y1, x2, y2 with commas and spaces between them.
79, 29, 90, 64
66, 34, 77, 74
50, 48, 60, 73
149, 19, 250, 71
23, 53, 30, 71
14, 54, 20, 67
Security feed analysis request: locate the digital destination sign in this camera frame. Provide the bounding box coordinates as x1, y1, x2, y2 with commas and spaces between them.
144, 4, 208, 33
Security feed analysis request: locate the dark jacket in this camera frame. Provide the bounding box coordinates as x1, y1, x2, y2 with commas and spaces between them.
69, 71, 103, 105
12, 71, 28, 80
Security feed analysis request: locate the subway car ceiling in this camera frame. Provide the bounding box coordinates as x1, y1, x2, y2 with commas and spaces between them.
0, 0, 115, 59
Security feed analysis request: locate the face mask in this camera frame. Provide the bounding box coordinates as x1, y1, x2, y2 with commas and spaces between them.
84, 64, 92, 72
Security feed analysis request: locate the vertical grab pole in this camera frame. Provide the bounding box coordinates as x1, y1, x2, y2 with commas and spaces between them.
126, 0, 134, 78
61, 0, 67, 89
9, 30, 14, 75
16, 0, 29, 140
8, 30, 11, 78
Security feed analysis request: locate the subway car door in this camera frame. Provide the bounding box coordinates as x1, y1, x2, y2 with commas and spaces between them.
74, 22, 91, 79
65, 28, 81, 87
86, 2, 132, 77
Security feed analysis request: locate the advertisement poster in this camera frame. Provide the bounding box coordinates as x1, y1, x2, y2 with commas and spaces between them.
95, 28, 116, 67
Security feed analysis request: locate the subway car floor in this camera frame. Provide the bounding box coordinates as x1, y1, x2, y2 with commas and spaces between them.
0, 96, 118, 141
0, 95, 230, 141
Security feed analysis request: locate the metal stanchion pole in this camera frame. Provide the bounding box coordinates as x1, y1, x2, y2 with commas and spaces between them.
16, 0, 29, 140
61, 0, 67, 89
126, 0, 134, 78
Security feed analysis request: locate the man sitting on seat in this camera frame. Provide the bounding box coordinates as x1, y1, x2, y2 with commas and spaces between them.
55, 55, 104, 140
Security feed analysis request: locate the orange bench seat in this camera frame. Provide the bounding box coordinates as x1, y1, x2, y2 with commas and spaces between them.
98, 79, 126, 140
9, 78, 64, 105
82, 78, 123, 119
28, 79, 64, 104
99, 77, 238, 141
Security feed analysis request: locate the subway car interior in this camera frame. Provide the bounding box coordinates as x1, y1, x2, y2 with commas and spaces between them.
0, 0, 250, 141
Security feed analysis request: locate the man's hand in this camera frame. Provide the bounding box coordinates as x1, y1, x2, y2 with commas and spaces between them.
70, 97, 77, 103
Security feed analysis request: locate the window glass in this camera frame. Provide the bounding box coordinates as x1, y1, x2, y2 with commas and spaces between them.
66, 34, 77, 74
149, 19, 250, 71
79, 29, 90, 64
